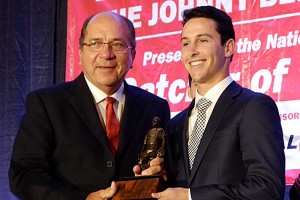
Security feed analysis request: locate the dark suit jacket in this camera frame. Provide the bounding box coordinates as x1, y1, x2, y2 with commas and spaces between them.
9, 73, 170, 200
165, 81, 285, 200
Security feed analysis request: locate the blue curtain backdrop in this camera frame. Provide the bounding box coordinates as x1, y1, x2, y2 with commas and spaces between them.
0, 0, 293, 199
0, 0, 66, 199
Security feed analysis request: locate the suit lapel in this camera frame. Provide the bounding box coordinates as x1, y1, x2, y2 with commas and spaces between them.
189, 82, 242, 183
117, 82, 145, 157
181, 101, 195, 183
69, 74, 111, 151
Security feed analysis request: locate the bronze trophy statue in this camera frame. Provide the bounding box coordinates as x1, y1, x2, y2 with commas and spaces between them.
138, 117, 166, 171
113, 117, 167, 199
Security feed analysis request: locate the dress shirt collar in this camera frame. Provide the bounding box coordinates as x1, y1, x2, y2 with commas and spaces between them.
194, 76, 233, 111
84, 76, 125, 104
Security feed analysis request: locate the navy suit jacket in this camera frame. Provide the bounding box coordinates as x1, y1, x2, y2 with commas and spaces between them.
9, 73, 170, 200
165, 81, 285, 200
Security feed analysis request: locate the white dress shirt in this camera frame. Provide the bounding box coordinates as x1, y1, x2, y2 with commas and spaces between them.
84, 76, 125, 128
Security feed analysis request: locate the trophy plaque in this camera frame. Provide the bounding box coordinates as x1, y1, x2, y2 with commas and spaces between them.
113, 175, 166, 199
113, 117, 167, 199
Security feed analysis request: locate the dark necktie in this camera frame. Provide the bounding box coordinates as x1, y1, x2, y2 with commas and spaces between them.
188, 97, 212, 169
106, 97, 120, 155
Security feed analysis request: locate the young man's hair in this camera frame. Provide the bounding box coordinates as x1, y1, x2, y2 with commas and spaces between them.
182, 6, 235, 46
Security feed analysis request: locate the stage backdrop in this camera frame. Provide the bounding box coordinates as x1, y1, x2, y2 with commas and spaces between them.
66, 0, 300, 185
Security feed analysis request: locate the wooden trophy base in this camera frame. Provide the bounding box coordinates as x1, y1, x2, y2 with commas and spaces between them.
112, 175, 167, 200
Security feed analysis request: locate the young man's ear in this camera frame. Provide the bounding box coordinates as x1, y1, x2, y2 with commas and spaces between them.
224, 38, 235, 59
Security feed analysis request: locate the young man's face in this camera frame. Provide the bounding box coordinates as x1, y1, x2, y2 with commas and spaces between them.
181, 17, 233, 89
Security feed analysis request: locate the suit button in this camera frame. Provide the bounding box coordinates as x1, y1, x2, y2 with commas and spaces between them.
107, 161, 113, 168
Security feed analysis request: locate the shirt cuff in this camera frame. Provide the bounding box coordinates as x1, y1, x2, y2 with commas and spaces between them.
188, 188, 192, 200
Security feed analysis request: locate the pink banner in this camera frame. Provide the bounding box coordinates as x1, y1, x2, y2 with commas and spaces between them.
66, 0, 300, 184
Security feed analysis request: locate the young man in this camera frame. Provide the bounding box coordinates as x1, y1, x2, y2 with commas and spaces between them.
153, 6, 285, 200
9, 12, 170, 200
